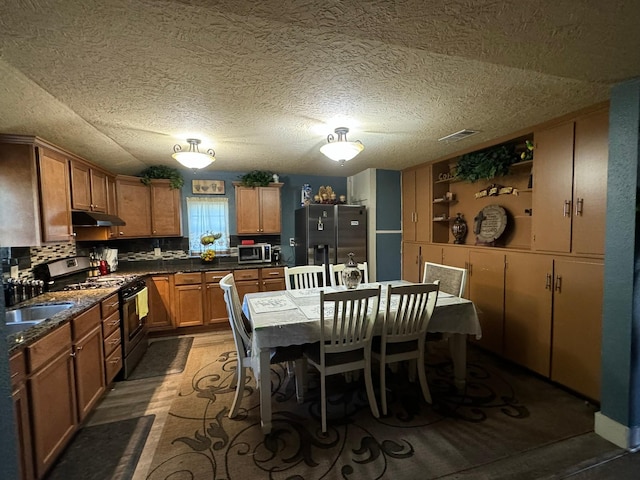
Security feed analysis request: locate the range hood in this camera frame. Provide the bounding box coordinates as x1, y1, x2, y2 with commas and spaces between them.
72, 211, 126, 227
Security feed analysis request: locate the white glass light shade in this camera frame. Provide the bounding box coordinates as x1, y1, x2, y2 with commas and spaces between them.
172, 138, 215, 169
320, 141, 364, 162
172, 151, 215, 169
320, 127, 364, 165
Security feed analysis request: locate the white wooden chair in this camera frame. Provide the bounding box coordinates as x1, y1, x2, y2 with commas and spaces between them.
220, 273, 304, 417
422, 262, 467, 297
284, 265, 327, 289
372, 282, 439, 415
303, 286, 382, 432
328, 261, 370, 286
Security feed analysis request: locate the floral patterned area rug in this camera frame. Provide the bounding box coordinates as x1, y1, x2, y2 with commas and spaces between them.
145, 334, 598, 480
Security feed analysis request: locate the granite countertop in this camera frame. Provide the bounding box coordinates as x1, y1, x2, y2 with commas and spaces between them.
115, 257, 283, 275
4, 259, 286, 354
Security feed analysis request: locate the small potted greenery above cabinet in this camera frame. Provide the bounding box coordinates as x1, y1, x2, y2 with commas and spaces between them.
140, 165, 184, 189
238, 170, 274, 187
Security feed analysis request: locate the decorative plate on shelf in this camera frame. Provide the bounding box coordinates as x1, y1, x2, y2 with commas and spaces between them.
474, 204, 507, 244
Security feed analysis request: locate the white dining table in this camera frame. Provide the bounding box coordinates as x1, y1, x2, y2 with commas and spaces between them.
242, 281, 482, 434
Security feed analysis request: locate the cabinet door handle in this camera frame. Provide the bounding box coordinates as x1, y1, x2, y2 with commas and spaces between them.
563, 200, 571, 217
555, 275, 562, 293
576, 198, 584, 216
545, 273, 552, 290
268, 272, 280, 276
109, 320, 119, 326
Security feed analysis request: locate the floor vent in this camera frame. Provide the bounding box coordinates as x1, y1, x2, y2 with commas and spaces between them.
438, 129, 480, 143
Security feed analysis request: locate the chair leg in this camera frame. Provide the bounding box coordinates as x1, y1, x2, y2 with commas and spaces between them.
229, 364, 246, 418
229, 368, 238, 389
417, 349, 432, 404
320, 373, 327, 433
380, 358, 388, 416
364, 359, 380, 418
294, 358, 307, 404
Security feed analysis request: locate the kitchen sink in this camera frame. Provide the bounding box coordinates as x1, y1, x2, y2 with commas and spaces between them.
5, 303, 74, 325
5, 320, 44, 335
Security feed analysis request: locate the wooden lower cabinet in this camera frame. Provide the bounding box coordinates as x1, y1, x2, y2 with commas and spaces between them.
27, 323, 77, 479
71, 306, 106, 422
11, 351, 34, 480
234, 269, 261, 303
261, 267, 286, 291
402, 242, 423, 282
504, 252, 553, 376
101, 293, 122, 384
468, 249, 505, 355
147, 275, 173, 331
551, 258, 604, 400
234, 268, 285, 303
174, 272, 204, 327
204, 271, 231, 325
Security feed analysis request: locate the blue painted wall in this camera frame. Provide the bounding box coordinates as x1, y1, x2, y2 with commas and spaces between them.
375, 170, 402, 281
178, 169, 347, 265
601, 78, 640, 428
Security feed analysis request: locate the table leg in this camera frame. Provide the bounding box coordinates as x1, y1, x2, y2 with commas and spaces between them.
259, 348, 272, 435
449, 333, 467, 391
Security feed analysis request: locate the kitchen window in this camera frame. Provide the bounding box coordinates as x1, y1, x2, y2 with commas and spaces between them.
187, 197, 230, 255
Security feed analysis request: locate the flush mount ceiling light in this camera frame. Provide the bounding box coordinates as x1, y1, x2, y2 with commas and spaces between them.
320, 127, 364, 166
172, 138, 216, 169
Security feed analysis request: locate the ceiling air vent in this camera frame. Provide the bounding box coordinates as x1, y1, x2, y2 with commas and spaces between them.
438, 129, 480, 143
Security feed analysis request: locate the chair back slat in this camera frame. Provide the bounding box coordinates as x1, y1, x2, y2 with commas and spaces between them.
383, 282, 439, 344
321, 287, 381, 355
422, 262, 467, 297
285, 265, 327, 289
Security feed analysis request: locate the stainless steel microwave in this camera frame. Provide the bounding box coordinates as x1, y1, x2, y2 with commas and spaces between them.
237, 243, 272, 264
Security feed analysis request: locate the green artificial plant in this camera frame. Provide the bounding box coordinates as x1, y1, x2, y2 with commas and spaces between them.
239, 170, 273, 187
454, 144, 517, 183
139, 165, 184, 189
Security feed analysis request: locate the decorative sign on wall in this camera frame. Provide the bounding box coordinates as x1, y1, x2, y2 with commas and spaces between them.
474, 204, 507, 246
192, 180, 225, 195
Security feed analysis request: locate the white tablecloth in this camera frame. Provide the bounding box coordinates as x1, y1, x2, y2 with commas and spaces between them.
241, 281, 482, 434
242, 282, 482, 353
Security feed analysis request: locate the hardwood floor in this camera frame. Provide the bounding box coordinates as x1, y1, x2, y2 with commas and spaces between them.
84, 331, 640, 480
85, 331, 233, 480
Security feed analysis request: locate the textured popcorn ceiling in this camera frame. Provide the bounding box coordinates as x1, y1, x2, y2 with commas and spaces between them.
0, 0, 638, 176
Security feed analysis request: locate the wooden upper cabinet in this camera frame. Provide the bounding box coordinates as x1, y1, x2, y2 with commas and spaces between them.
38, 148, 73, 243
572, 108, 608, 256
531, 122, 575, 253
150, 179, 182, 236
532, 106, 608, 256
115, 176, 182, 238
116, 175, 152, 238
69, 160, 108, 213
235, 183, 282, 234
402, 165, 431, 242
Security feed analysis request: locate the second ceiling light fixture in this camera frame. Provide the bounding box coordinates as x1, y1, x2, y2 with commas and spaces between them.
320, 127, 364, 166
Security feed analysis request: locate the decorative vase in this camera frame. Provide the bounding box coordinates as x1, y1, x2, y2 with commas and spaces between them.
341, 253, 362, 289
452, 213, 468, 244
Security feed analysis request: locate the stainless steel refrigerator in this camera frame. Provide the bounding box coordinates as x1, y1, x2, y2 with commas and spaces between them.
294, 204, 367, 271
